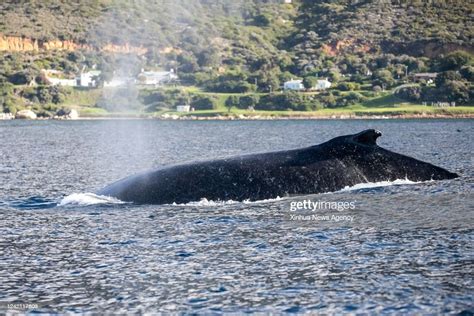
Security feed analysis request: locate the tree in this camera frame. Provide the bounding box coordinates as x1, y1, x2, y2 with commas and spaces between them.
438, 51, 473, 71
225, 96, 239, 112
238, 95, 259, 109
373, 69, 395, 88
322, 92, 337, 108
255, 69, 281, 92
344, 92, 365, 106
50, 86, 67, 104
196, 48, 220, 68
395, 86, 422, 101
0, 82, 15, 112
459, 66, 474, 82
435, 71, 462, 87
327, 70, 341, 83
254, 13, 271, 27
255, 92, 306, 111
336, 82, 359, 91
191, 96, 218, 110
439, 81, 470, 104
8, 70, 37, 85
303, 76, 318, 90
178, 54, 199, 73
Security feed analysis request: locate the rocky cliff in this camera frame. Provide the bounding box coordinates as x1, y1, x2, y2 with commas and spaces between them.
0, 34, 147, 55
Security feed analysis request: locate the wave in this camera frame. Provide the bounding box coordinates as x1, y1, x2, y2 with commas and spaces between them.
171, 196, 284, 207
55, 179, 424, 208
338, 178, 424, 192
59, 193, 126, 206
3, 196, 57, 210
177, 180, 422, 205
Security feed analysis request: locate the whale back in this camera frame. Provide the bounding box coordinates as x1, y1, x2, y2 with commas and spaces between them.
291, 129, 457, 183
98, 129, 458, 204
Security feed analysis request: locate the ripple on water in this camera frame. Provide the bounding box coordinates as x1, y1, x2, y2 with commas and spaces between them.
0, 119, 473, 313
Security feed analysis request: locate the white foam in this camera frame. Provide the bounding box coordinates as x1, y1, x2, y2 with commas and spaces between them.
243, 196, 284, 204
171, 196, 284, 207
172, 198, 238, 207
339, 178, 424, 192
59, 193, 126, 206
58, 180, 422, 207
170, 179, 423, 206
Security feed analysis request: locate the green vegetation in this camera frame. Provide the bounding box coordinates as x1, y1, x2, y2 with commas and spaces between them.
0, 0, 473, 117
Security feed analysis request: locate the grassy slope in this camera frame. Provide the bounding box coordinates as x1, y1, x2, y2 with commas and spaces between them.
62, 88, 102, 107
49, 85, 474, 118
162, 106, 474, 118
170, 88, 473, 117
76, 104, 474, 118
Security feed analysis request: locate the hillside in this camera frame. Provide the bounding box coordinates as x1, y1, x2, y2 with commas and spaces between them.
292, 0, 472, 57
1, 0, 472, 70
0, 0, 472, 115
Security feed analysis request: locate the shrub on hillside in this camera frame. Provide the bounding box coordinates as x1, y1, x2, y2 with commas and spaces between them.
395, 86, 423, 102
437, 51, 473, 71
459, 66, 474, 82
22, 86, 69, 104
256, 92, 307, 111
191, 95, 218, 110
336, 82, 360, 91
238, 95, 259, 109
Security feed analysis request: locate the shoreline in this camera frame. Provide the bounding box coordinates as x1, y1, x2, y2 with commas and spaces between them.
2, 113, 473, 121
154, 113, 474, 120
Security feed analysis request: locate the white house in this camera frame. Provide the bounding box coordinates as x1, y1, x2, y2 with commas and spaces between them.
284, 79, 304, 91
42, 69, 102, 87
47, 77, 77, 87
76, 70, 101, 87
137, 69, 178, 86
42, 70, 76, 87
314, 79, 332, 90
176, 105, 191, 112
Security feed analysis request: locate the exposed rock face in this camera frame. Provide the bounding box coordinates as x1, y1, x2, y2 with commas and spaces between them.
42, 39, 92, 51
15, 110, 37, 119
102, 43, 148, 55
321, 39, 372, 56
0, 34, 147, 55
0, 35, 39, 51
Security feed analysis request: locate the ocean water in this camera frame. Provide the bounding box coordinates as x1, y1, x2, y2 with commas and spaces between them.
0, 119, 472, 314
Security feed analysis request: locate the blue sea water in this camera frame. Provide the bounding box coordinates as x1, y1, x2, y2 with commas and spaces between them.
0, 119, 473, 314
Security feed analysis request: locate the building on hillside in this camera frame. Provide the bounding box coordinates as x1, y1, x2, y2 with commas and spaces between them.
176, 105, 191, 112
411, 73, 437, 83
77, 70, 101, 88
137, 69, 178, 86
284, 79, 304, 91
42, 69, 76, 87
314, 78, 332, 90
42, 69, 102, 87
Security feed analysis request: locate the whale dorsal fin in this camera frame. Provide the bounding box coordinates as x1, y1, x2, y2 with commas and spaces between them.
352, 129, 382, 146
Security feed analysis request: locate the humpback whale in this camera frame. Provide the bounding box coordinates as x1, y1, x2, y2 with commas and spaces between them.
98, 129, 458, 204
